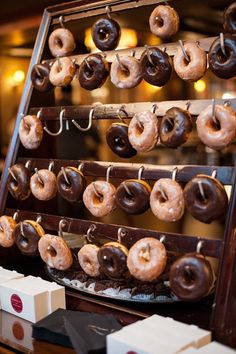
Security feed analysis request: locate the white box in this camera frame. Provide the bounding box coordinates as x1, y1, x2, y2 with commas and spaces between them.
25, 276, 65, 312
1, 310, 33, 351
0, 278, 49, 323
0, 267, 24, 280
182, 342, 236, 354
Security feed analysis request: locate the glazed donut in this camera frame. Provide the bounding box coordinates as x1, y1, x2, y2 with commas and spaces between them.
196, 104, 236, 150
173, 42, 207, 82
57, 167, 86, 202
30, 169, 57, 201
0, 216, 16, 248
183, 174, 228, 223
92, 18, 121, 51
127, 237, 167, 282
149, 5, 179, 39
31, 64, 53, 92
7, 164, 31, 201
116, 180, 151, 215
49, 57, 75, 87
111, 56, 142, 89
78, 54, 109, 90
128, 111, 159, 152
78, 244, 100, 277
159, 107, 193, 148
13, 220, 45, 256
19, 115, 43, 150
48, 28, 75, 57
169, 253, 214, 301
224, 2, 236, 33
106, 123, 137, 158
140, 47, 172, 86
83, 180, 116, 217
208, 34, 236, 79
38, 234, 73, 270
150, 178, 185, 222
98, 242, 128, 279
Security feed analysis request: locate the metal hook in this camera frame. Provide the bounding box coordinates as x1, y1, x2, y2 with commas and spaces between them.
36, 215, 42, 224
57, 56, 62, 70
20, 222, 25, 237
106, 5, 112, 19
92, 182, 102, 199
44, 109, 64, 136
13, 212, 19, 222
106, 165, 113, 183
211, 169, 217, 179
8, 168, 17, 182
131, 49, 136, 57
172, 167, 178, 181
37, 108, 42, 119
134, 113, 143, 130
66, 120, 70, 130
220, 32, 226, 57
59, 15, 65, 29
84, 58, 93, 72
145, 45, 155, 66
72, 108, 94, 132
178, 40, 190, 63
211, 99, 217, 124
185, 101, 191, 111
160, 235, 166, 243
34, 168, 44, 185
196, 240, 204, 254
25, 160, 31, 169
48, 161, 54, 171
198, 180, 207, 202
117, 227, 127, 243
116, 105, 128, 123
86, 224, 96, 243
34, 65, 42, 77
61, 167, 70, 185
59, 219, 67, 237
159, 183, 168, 201
138, 166, 145, 180
151, 104, 158, 114
78, 162, 84, 172
123, 181, 133, 197
115, 53, 128, 72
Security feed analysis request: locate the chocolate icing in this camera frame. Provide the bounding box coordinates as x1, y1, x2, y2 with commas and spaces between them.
106, 123, 137, 158
78, 54, 109, 90
31, 64, 53, 92
169, 254, 214, 301
92, 18, 120, 51
116, 180, 150, 214
159, 107, 193, 148
208, 34, 236, 79
140, 47, 172, 86
98, 243, 128, 279
57, 167, 86, 202
184, 174, 228, 223
7, 164, 31, 201
14, 222, 41, 256
223, 2, 236, 33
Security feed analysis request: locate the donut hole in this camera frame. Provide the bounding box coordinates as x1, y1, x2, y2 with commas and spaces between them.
55, 37, 63, 48
93, 193, 104, 204
216, 47, 231, 63
98, 28, 109, 41
182, 266, 196, 285
102, 255, 115, 272
114, 136, 126, 148
47, 245, 57, 257
163, 118, 174, 133
155, 16, 164, 27
84, 66, 94, 79
207, 119, 221, 132
146, 64, 159, 76
156, 191, 168, 204
124, 191, 135, 203
135, 122, 144, 136
19, 236, 29, 249
119, 67, 130, 79
196, 190, 208, 204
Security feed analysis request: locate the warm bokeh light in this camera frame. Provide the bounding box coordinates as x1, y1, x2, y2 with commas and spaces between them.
143, 81, 162, 94
85, 28, 137, 51
222, 92, 234, 99
12, 70, 25, 85
194, 79, 206, 93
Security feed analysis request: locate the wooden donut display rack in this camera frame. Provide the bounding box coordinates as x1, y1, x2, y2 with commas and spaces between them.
0, 0, 236, 349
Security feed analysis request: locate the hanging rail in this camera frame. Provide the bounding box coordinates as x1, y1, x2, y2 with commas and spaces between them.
29, 98, 236, 121
6, 209, 223, 258
17, 158, 234, 185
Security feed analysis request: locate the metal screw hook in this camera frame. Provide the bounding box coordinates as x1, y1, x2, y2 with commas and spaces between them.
211, 169, 217, 179
13, 211, 19, 222
25, 160, 31, 170
37, 108, 42, 119
198, 180, 207, 202
145, 45, 155, 66
196, 240, 204, 254
116, 53, 128, 72
106, 165, 113, 183
138, 165, 145, 180
59, 15, 66, 29
117, 227, 127, 243
61, 167, 70, 185
59, 219, 67, 237
48, 161, 54, 172
211, 99, 217, 125
116, 105, 129, 123
220, 33, 226, 57
106, 5, 112, 19
36, 215, 42, 224
72, 108, 94, 132
8, 168, 17, 182
20, 222, 26, 237
86, 224, 96, 243
44, 109, 64, 136
92, 182, 103, 199
178, 40, 190, 63
172, 167, 178, 181
84, 58, 93, 72
123, 181, 133, 197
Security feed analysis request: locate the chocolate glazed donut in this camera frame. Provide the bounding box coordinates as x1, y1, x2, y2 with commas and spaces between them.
7, 164, 31, 201
159, 107, 193, 148
140, 47, 172, 86
208, 34, 236, 79
13, 221, 45, 256
78, 54, 109, 90
106, 123, 137, 158
116, 179, 151, 214
57, 167, 86, 202
184, 174, 228, 223
223, 2, 236, 34
31, 64, 53, 92
92, 18, 121, 51
97, 242, 128, 279
169, 253, 214, 301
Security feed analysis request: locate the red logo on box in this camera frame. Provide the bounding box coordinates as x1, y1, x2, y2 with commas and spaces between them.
11, 294, 23, 313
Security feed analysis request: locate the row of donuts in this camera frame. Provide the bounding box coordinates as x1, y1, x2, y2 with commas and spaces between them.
32, 32, 236, 94
7, 162, 228, 224
0, 213, 215, 301
48, 2, 236, 56
18, 102, 236, 153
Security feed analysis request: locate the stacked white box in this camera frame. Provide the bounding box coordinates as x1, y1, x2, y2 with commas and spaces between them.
182, 341, 236, 353
0, 268, 24, 309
